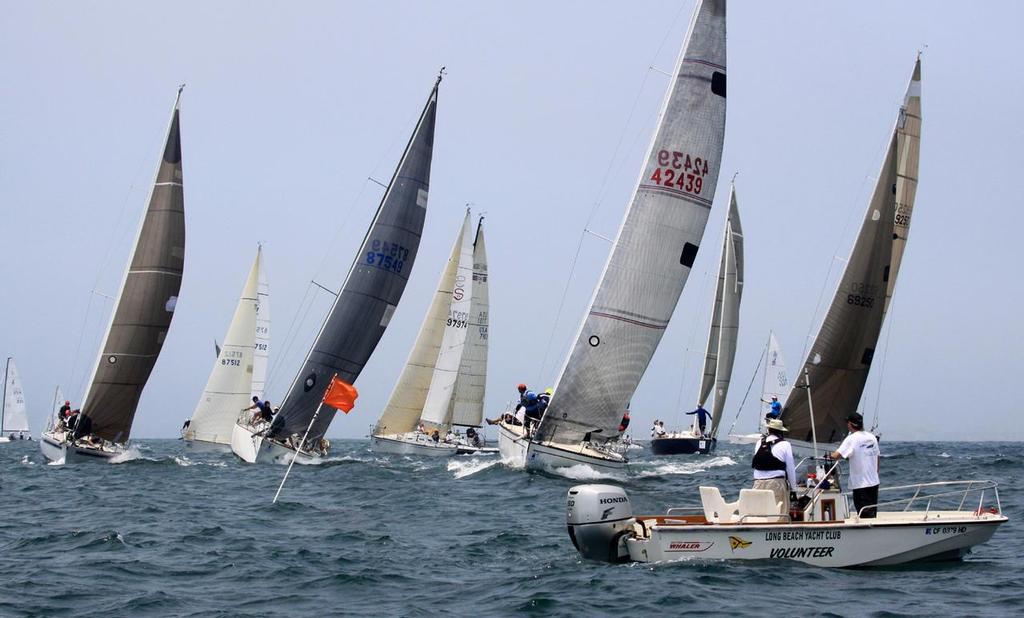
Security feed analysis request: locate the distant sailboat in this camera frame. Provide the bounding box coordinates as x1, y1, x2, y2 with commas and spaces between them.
498, 0, 727, 471
252, 248, 270, 399
1, 358, 30, 442
231, 73, 442, 464
40, 87, 187, 463
781, 57, 921, 456
652, 186, 742, 455
371, 212, 491, 457
726, 330, 790, 444
182, 246, 264, 448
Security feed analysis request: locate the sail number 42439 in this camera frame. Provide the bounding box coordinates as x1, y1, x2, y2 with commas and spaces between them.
649, 150, 710, 195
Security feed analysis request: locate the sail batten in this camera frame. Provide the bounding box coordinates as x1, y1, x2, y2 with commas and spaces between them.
537, 0, 727, 445
276, 78, 440, 444
781, 58, 921, 444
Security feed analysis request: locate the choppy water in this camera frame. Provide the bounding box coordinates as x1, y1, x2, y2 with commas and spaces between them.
1, 439, 1020, 616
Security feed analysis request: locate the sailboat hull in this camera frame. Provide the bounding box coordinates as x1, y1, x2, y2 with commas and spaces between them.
650, 435, 716, 455
497, 422, 528, 465
39, 432, 121, 463
371, 434, 458, 457
182, 438, 232, 453
497, 421, 627, 470
230, 422, 320, 465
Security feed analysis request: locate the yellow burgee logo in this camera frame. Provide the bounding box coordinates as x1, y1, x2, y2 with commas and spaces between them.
729, 536, 751, 551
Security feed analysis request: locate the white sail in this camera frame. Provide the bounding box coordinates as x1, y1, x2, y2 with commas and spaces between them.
184, 249, 260, 444
420, 212, 474, 428
2, 358, 30, 434
374, 213, 471, 435
450, 218, 489, 427
761, 331, 790, 417
537, 0, 727, 446
252, 246, 270, 399
705, 191, 743, 435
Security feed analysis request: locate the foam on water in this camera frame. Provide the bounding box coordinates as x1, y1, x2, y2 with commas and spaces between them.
109, 445, 147, 464
634, 455, 737, 478
448, 457, 500, 479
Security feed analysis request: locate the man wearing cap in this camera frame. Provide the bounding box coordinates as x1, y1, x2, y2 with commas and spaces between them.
830, 412, 880, 518
751, 418, 798, 514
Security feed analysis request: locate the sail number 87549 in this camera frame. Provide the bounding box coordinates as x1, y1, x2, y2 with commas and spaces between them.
366, 239, 410, 273
649, 150, 710, 195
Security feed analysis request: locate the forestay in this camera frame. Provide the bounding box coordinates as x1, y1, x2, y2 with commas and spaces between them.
782, 58, 921, 444
450, 218, 489, 428
184, 248, 260, 444
374, 212, 471, 435
278, 76, 440, 444
252, 247, 270, 399
2, 358, 29, 434
697, 189, 743, 435
537, 0, 727, 445
79, 89, 187, 443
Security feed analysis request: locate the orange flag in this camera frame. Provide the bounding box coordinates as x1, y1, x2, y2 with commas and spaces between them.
322, 376, 358, 413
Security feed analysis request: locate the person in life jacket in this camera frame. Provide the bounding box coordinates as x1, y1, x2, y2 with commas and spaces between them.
618, 410, 631, 433
751, 418, 798, 515
522, 391, 542, 429
537, 388, 552, 416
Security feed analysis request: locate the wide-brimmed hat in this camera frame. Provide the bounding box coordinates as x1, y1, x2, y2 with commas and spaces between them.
766, 418, 789, 433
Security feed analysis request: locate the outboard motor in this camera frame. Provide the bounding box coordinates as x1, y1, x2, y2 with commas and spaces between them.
566, 484, 635, 563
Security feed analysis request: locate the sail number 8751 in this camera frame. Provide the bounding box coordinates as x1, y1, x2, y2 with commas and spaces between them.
366, 239, 410, 273
650, 150, 710, 194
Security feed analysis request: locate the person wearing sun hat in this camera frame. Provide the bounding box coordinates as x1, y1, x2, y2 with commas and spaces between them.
751, 418, 798, 514
830, 412, 880, 518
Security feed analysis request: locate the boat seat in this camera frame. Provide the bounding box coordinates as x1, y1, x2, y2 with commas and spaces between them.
737, 489, 785, 522
699, 486, 740, 523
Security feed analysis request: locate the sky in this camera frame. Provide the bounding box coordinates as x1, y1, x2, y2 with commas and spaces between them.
2, 1, 1022, 442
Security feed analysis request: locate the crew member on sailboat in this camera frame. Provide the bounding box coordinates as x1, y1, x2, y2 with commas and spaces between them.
751, 419, 798, 514
686, 404, 710, 436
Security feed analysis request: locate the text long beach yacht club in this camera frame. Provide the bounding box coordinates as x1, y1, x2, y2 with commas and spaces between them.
27, 0, 1006, 570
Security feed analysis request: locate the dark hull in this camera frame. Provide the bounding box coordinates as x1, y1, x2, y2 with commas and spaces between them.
650, 436, 716, 455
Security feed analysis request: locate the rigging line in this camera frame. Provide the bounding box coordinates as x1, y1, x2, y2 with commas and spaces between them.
533, 4, 690, 385
726, 336, 769, 437
263, 280, 316, 396
870, 297, 897, 432
673, 267, 712, 429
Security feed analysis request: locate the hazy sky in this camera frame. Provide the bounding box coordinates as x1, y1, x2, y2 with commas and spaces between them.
2, 1, 1021, 441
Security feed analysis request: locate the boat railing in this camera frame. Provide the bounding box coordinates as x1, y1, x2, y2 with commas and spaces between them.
861, 480, 1002, 519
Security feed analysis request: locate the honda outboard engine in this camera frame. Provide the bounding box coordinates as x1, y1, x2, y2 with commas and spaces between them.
566, 484, 635, 563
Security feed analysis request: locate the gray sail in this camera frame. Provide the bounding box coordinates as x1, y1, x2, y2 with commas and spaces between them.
707, 190, 742, 435
79, 89, 186, 443
536, 0, 726, 445
276, 76, 440, 443
450, 218, 489, 428
782, 59, 921, 444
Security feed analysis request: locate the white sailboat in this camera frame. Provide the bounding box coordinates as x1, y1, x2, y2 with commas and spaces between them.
652, 186, 743, 455
499, 0, 727, 471
726, 330, 790, 444
253, 247, 270, 399
1, 358, 30, 442
40, 87, 187, 463
372, 212, 492, 457
182, 246, 263, 449
231, 73, 443, 464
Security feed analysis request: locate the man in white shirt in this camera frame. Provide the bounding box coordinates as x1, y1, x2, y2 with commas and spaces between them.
830, 412, 880, 518
751, 419, 798, 515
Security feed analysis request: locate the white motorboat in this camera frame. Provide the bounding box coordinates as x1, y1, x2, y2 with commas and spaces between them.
567, 479, 1007, 567
372, 213, 493, 457
42, 88, 187, 463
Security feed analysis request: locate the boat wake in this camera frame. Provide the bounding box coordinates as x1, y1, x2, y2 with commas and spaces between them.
634, 455, 736, 479
47, 456, 65, 466
448, 458, 500, 479
545, 463, 625, 481
20, 455, 35, 466
172, 456, 227, 467
109, 446, 146, 464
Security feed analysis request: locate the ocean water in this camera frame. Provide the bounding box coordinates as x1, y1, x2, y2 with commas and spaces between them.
1, 439, 1020, 617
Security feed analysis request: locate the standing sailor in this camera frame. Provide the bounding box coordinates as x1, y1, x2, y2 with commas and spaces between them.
686, 404, 710, 437
830, 412, 880, 518
751, 419, 797, 514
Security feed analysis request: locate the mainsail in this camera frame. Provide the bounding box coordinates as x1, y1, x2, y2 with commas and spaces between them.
696, 188, 743, 436
276, 75, 440, 443
2, 358, 29, 435
252, 246, 270, 399
184, 248, 261, 444
536, 0, 727, 445
781, 58, 921, 444
761, 331, 790, 417
374, 212, 473, 435
78, 88, 187, 443
450, 218, 489, 428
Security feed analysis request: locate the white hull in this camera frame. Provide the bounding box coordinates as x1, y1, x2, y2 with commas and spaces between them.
626, 514, 1005, 567
39, 431, 121, 463
0, 436, 10, 443
182, 438, 232, 453
230, 422, 320, 465
497, 421, 627, 471
371, 434, 459, 457
457, 445, 499, 455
